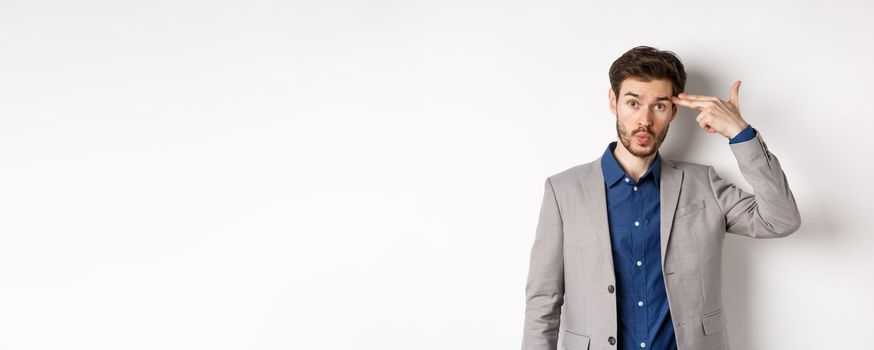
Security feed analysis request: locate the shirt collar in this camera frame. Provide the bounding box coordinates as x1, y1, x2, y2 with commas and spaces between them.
600, 141, 661, 188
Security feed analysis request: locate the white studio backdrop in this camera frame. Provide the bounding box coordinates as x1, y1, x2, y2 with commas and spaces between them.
1, 1, 872, 349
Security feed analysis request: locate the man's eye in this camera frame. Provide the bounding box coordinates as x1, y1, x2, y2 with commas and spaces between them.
628, 101, 637, 107
654, 104, 665, 110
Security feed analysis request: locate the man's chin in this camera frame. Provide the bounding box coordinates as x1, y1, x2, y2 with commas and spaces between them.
630, 144, 658, 158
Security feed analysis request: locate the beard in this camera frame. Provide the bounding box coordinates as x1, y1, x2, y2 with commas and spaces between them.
616, 117, 669, 158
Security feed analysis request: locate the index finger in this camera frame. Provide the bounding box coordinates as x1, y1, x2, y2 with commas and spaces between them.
671, 96, 709, 110
678, 92, 720, 101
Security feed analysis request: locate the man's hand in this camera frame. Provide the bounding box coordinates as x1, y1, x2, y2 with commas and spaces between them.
671, 80, 749, 139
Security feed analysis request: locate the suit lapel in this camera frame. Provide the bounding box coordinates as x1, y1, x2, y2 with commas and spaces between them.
659, 158, 684, 270
580, 158, 615, 275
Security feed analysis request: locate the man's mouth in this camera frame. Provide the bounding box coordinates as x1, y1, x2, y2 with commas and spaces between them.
635, 133, 651, 144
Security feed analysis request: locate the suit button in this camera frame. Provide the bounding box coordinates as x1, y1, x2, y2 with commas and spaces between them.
608, 336, 616, 345
608, 285, 615, 293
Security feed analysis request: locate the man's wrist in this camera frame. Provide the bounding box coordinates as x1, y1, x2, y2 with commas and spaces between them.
729, 124, 756, 144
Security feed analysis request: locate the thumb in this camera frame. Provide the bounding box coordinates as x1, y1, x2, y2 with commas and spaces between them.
729, 80, 741, 109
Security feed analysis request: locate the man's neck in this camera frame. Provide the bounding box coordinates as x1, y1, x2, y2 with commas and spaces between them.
612, 141, 657, 182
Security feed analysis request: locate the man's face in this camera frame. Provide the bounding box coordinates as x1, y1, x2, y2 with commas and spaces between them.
608, 77, 678, 158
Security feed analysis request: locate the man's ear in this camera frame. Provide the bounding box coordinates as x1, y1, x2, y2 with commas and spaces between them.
670, 105, 678, 122
608, 88, 616, 115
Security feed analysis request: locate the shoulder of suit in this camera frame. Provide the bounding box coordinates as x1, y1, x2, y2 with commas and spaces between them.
663, 158, 714, 176
543, 158, 719, 188
544, 159, 599, 187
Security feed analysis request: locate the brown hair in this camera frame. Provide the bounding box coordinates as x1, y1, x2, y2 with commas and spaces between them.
609, 46, 686, 99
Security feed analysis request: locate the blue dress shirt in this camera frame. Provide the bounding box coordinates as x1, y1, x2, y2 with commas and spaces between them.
600, 125, 756, 350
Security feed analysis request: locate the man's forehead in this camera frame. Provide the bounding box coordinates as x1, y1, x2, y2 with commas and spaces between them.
622, 91, 672, 101
620, 79, 673, 100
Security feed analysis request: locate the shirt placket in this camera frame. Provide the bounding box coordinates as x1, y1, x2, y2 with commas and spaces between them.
633, 176, 650, 350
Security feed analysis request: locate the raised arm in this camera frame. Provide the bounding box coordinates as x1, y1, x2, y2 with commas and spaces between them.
710, 132, 802, 237
671, 80, 801, 237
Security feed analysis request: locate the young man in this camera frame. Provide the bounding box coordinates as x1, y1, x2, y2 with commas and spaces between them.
521, 46, 801, 350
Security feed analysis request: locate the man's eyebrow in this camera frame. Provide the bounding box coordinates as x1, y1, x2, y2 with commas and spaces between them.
624, 91, 672, 102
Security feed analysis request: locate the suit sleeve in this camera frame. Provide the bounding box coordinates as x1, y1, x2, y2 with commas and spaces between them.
708, 131, 802, 238
521, 177, 565, 350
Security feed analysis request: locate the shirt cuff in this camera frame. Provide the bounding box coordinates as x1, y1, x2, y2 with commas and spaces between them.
729, 124, 756, 144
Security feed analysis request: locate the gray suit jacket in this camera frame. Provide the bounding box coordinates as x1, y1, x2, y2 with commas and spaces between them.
521, 132, 801, 350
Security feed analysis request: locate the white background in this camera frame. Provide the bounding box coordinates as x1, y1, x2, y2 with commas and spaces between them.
1, 1, 872, 349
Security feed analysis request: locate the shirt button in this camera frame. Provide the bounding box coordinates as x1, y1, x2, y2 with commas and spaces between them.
633, 186, 638, 191
641, 342, 646, 348
608, 336, 616, 345
607, 285, 615, 294
625, 177, 630, 183
636, 260, 642, 266
638, 301, 644, 306
634, 221, 640, 227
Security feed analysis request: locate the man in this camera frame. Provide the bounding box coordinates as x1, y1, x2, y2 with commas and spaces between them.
521, 46, 801, 350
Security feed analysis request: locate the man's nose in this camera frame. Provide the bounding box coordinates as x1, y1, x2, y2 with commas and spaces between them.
637, 109, 653, 127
